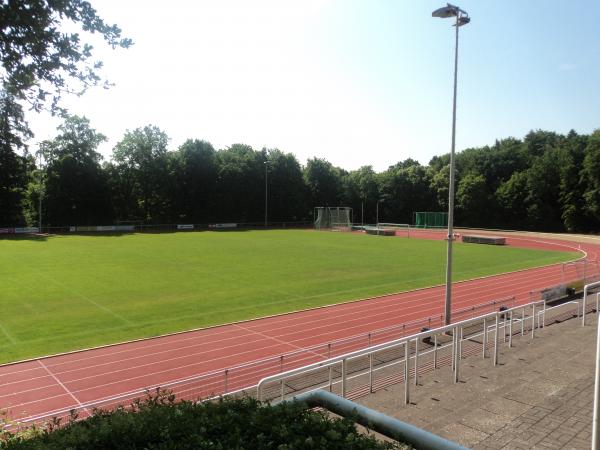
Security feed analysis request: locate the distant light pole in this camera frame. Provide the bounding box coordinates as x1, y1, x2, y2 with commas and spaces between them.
432, 3, 470, 325
361, 200, 364, 225
376, 199, 384, 225
37, 150, 44, 232
264, 161, 269, 229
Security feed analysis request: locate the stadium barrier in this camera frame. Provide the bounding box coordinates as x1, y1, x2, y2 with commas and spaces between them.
5, 296, 515, 430
0, 227, 40, 234
257, 292, 600, 404
5, 221, 313, 235
8, 289, 597, 431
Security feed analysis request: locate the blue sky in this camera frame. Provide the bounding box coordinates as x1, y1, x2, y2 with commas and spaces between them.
28, 0, 600, 171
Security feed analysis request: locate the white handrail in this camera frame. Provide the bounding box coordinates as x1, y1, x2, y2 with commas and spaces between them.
257, 300, 545, 400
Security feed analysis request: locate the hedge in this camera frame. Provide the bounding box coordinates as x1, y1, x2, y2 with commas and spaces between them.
1, 391, 407, 449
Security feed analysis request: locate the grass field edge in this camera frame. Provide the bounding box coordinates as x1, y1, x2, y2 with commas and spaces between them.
0, 231, 583, 369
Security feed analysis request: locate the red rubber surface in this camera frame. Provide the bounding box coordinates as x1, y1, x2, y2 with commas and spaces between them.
1, 231, 599, 424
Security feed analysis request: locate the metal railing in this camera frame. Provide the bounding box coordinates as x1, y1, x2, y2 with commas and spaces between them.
257, 295, 599, 404
6, 295, 513, 429
8, 296, 594, 430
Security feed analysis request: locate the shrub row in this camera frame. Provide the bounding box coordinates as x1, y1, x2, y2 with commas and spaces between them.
1, 391, 406, 450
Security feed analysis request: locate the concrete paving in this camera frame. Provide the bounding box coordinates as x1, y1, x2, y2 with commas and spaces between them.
356, 310, 598, 449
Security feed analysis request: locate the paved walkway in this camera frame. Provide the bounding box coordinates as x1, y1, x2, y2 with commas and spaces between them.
357, 310, 598, 449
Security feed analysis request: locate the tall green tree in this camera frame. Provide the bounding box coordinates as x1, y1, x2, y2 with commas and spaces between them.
0, 92, 29, 225
265, 149, 308, 222
40, 115, 112, 225
111, 126, 170, 222
582, 130, 600, 227
456, 173, 489, 227
343, 166, 378, 223
303, 158, 343, 208
0, 0, 130, 225
0, 0, 131, 148
496, 171, 529, 229
169, 139, 217, 223
378, 162, 435, 225
559, 130, 588, 231
215, 144, 265, 222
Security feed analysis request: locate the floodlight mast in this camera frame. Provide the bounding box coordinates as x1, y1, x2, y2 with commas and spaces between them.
264, 161, 269, 229
432, 4, 470, 325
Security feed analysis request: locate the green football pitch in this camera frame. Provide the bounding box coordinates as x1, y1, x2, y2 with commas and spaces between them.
0, 230, 577, 363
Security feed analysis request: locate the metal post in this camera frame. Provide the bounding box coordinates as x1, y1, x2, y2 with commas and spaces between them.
459, 326, 463, 360
224, 369, 229, 394
454, 326, 460, 383
280, 355, 284, 372
494, 313, 499, 366
592, 303, 600, 449
414, 338, 419, 386
433, 333, 438, 369
341, 359, 347, 398
509, 311, 513, 348
443, 13, 461, 326
404, 342, 410, 404
451, 328, 456, 371
361, 201, 364, 225
542, 299, 546, 328
584, 288, 589, 326
532, 303, 536, 338
369, 354, 374, 393
328, 343, 331, 358
38, 151, 43, 231
264, 161, 268, 228
482, 317, 487, 358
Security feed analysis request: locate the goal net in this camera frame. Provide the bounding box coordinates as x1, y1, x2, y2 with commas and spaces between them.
314, 207, 352, 231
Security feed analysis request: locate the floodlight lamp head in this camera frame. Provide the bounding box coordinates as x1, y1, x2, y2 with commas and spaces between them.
457, 16, 470, 26
432, 4, 458, 18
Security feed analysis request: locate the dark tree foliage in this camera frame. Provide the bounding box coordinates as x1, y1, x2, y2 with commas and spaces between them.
343, 166, 379, 223
216, 144, 266, 222
0, 139, 28, 226
0, 0, 131, 148
377, 162, 435, 225
582, 130, 600, 227
111, 125, 170, 222
40, 115, 111, 225
304, 158, 344, 208
0, 0, 130, 228
169, 139, 218, 222
265, 149, 308, 222
3, 119, 600, 233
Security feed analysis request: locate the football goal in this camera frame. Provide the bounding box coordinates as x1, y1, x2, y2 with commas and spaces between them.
413, 211, 448, 228
314, 207, 353, 231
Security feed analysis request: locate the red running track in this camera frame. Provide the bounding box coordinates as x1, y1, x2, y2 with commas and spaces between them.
1, 231, 600, 425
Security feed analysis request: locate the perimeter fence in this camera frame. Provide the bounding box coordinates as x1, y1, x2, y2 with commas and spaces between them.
9, 288, 600, 431
257, 288, 600, 405
0, 221, 313, 236
7, 295, 515, 429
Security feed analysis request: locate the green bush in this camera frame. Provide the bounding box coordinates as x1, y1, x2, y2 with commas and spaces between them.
1, 391, 404, 449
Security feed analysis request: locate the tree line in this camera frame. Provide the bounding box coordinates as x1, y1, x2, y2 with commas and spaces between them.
2, 2, 599, 234
1, 115, 599, 232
